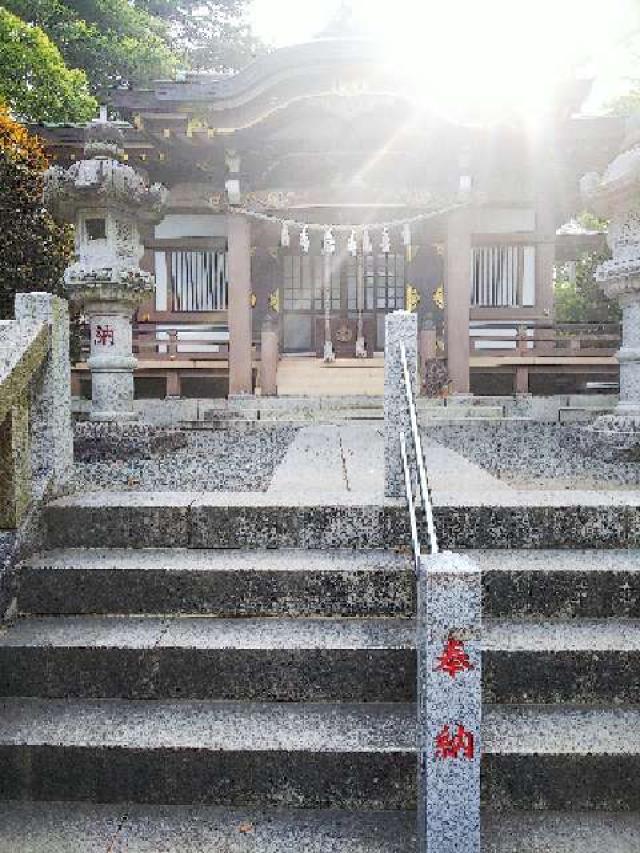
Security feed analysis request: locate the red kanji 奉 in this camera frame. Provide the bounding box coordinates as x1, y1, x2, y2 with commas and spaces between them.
434, 637, 474, 679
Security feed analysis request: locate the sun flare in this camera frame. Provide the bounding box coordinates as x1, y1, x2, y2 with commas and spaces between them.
251, 0, 639, 121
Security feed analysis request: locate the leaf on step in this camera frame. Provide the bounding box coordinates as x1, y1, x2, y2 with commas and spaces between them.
238, 822, 254, 834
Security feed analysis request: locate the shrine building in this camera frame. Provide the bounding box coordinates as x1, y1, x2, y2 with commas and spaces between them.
35, 33, 625, 398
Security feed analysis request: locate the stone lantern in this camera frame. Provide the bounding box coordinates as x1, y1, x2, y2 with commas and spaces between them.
581, 122, 640, 444
45, 115, 167, 421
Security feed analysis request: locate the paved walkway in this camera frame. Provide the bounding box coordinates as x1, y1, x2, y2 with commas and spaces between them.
268, 424, 385, 502
267, 424, 640, 507
423, 438, 640, 507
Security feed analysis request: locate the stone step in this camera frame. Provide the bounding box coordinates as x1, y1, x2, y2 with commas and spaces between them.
43, 495, 640, 551
44, 496, 411, 550
418, 405, 504, 422
0, 699, 415, 809
3, 613, 639, 704
0, 700, 638, 811
0, 616, 416, 702
17, 549, 415, 617
1, 803, 639, 853
483, 810, 640, 852
19, 548, 640, 619
482, 704, 640, 811
476, 550, 640, 618
483, 618, 640, 704
0, 802, 417, 853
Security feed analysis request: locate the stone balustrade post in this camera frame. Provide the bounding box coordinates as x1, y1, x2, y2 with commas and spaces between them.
616, 292, 640, 417
384, 310, 418, 498
14, 293, 73, 496
417, 551, 482, 853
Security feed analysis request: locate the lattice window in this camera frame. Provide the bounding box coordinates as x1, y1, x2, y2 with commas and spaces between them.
169, 250, 228, 312
282, 254, 339, 311
362, 253, 405, 310
471, 245, 535, 307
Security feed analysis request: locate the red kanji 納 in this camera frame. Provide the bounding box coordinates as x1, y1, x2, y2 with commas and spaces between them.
434, 724, 475, 760
95, 325, 115, 346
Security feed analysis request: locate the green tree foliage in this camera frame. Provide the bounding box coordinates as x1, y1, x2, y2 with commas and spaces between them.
0, 7, 96, 122
138, 0, 263, 72
4, 0, 263, 99
555, 249, 621, 324
4, 0, 177, 96
0, 106, 73, 318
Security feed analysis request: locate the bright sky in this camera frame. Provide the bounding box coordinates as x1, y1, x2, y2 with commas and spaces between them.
248, 0, 640, 117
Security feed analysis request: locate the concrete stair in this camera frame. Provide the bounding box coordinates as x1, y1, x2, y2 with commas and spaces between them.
1, 523, 640, 848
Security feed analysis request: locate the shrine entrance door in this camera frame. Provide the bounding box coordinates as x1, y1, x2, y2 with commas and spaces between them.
280, 250, 407, 357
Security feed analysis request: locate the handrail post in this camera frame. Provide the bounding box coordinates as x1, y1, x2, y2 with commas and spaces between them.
417, 551, 482, 853
384, 310, 418, 497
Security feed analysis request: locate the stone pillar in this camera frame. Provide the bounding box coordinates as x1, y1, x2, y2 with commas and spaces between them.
616, 292, 640, 416
227, 214, 253, 395
85, 295, 140, 421
14, 293, 73, 491
384, 310, 417, 498
260, 315, 279, 396
417, 551, 482, 853
445, 211, 471, 394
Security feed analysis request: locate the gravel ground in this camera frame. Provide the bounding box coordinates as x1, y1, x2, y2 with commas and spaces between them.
70, 426, 298, 493
424, 422, 640, 490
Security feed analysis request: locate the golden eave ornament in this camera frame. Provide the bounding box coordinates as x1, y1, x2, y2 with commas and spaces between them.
433, 284, 445, 310
405, 285, 421, 313
268, 289, 280, 313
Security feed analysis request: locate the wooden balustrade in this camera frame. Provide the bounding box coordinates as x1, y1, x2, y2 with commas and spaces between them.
132, 321, 230, 362
469, 323, 620, 358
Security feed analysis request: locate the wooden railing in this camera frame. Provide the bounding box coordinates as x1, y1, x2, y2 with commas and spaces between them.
132, 322, 230, 362
470, 322, 620, 358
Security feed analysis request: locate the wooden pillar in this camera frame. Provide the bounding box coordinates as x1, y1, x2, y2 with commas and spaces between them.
165, 371, 181, 398
227, 214, 253, 395
260, 315, 279, 396
533, 130, 557, 326
445, 210, 471, 394
515, 366, 530, 395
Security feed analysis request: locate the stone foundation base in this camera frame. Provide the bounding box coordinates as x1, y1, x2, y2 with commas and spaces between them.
74, 422, 187, 463
567, 415, 640, 462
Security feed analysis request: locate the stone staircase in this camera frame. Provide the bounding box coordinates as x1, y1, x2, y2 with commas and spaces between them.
1, 503, 640, 849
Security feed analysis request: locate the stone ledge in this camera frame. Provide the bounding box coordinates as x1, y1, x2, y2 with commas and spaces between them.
74, 422, 187, 462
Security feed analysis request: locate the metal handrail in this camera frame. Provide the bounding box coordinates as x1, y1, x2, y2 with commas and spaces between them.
399, 342, 439, 558
400, 431, 421, 560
